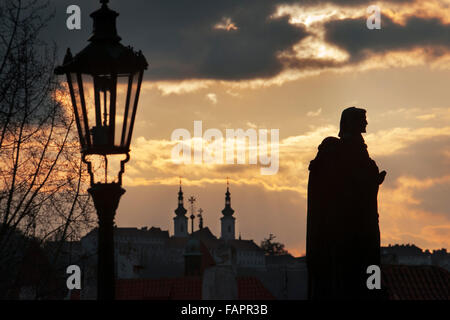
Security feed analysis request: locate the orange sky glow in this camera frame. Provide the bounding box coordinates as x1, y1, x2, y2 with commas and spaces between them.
52, 0, 450, 255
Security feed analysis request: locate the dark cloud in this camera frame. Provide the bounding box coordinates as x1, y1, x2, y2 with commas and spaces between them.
47, 0, 307, 81
377, 136, 450, 184
417, 182, 450, 216
45, 1, 450, 81
376, 136, 450, 218
324, 15, 450, 62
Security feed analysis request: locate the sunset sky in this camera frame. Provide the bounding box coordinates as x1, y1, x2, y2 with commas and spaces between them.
48, 0, 450, 256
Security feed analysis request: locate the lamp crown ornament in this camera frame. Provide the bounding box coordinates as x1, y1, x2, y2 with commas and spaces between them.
89, 0, 120, 43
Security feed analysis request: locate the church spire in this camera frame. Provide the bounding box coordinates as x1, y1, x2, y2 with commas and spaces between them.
222, 177, 234, 216
178, 177, 183, 203
220, 177, 235, 240
174, 178, 188, 237
175, 177, 187, 216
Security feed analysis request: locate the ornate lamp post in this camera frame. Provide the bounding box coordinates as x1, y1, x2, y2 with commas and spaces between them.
55, 0, 147, 300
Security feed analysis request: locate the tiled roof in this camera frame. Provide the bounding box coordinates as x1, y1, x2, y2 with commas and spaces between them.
169, 277, 203, 300
382, 264, 450, 300
229, 239, 262, 251
237, 277, 275, 300
191, 228, 221, 249
71, 276, 274, 300
192, 227, 217, 241
116, 278, 201, 300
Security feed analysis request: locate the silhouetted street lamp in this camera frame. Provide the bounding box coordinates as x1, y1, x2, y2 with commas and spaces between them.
55, 0, 147, 300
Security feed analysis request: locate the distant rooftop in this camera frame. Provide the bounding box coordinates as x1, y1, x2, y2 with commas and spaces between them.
84, 226, 170, 239
266, 254, 306, 266
116, 227, 169, 238
70, 276, 274, 300
382, 244, 448, 256
82, 226, 263, 252
382, 264, 450, 300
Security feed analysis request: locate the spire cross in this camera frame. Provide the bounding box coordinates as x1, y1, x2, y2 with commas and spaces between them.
188, 196, 196, 206
188, 196, 196, 216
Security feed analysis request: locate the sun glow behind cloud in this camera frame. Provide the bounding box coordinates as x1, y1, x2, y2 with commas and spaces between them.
214, 17, 239, 31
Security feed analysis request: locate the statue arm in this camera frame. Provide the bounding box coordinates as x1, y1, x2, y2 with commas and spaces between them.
378, 170, 386, 185
351, 160, 386, 186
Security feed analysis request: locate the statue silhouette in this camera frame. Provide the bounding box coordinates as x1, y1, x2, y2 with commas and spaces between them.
306, 107, 386, 300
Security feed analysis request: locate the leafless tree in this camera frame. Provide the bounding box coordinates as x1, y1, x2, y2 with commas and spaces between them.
0, 0, 95, 299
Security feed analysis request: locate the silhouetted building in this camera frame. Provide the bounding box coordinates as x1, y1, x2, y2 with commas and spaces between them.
79, 183, 267, 299
184, 238, 203, 276
381, 244, 450, 271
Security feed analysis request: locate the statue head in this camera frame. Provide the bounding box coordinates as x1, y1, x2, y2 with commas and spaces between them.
338, 107, 367, 138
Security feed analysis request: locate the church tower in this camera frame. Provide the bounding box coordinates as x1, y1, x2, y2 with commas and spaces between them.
221, 178, 235, 240
174, 180, 188, 237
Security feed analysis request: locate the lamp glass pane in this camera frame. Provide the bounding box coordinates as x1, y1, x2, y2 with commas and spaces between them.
100, 84, 110, 127
91, 74, 112, 147
108, 74, 117, 148
81, 74, 96, 129
115, 74, 130, 147
69, 72, 88, 147
125, 72, 140, 146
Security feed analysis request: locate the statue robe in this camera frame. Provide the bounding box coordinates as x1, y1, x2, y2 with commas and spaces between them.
306, 135, 382, 300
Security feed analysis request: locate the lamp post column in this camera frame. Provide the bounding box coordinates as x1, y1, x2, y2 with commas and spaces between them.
54, 0, 147, 300
88, 182, 125, 300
